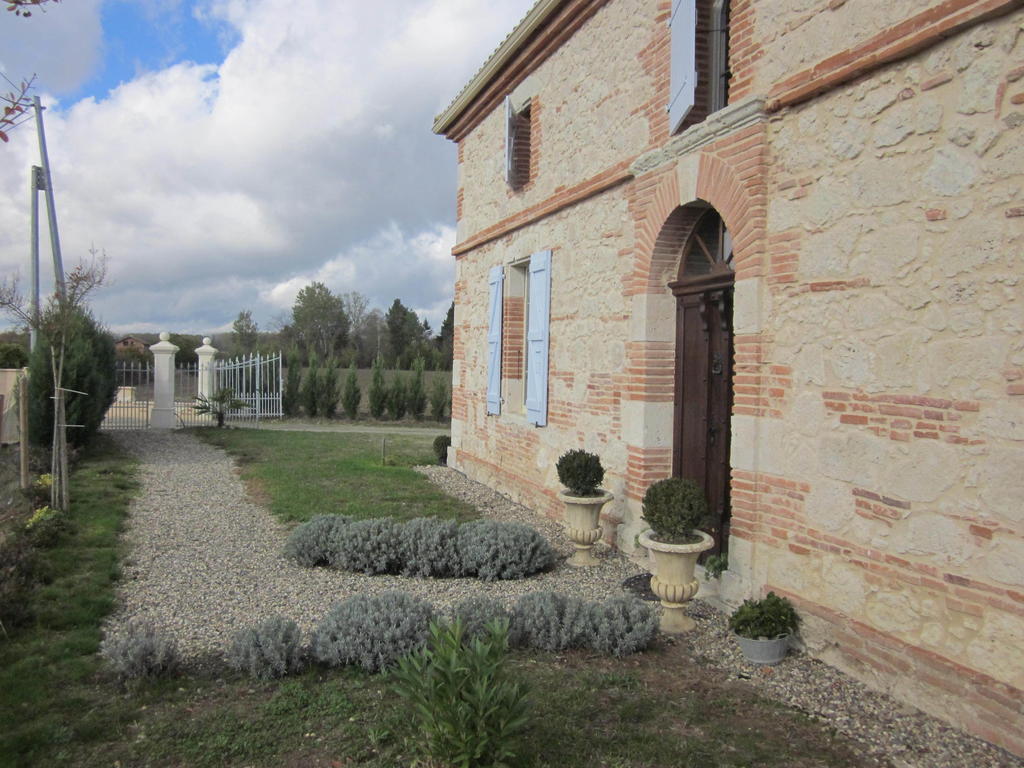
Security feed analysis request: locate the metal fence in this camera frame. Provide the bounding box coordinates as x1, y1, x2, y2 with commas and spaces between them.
102, 361, 153, 430
174, 360, 211, 427
215, 351, 283, 424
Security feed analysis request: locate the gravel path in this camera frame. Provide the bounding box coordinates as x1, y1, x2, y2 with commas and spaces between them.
106, 430, 641, 662
107, 430, 1022, 768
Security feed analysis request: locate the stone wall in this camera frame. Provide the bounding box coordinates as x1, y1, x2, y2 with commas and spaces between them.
448, 0, 1024, 755
738, 9, 1024, 751
455, 0, 663, 241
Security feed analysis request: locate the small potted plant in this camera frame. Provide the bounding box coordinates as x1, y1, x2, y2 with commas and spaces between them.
638, 477, 714, 632
728, 592, 800, 665
556, 449, 613, 567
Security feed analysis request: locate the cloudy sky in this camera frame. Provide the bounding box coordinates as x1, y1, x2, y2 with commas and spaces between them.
0, 0, 534, 337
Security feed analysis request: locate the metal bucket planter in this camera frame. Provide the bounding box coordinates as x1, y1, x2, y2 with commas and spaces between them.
558, 490, 613, 567
736, 634, 790, 665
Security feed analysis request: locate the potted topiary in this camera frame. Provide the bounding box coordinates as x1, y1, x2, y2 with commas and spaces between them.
556, 449, 613, 567
728, 592, 800, 665
638, 477, 714, 633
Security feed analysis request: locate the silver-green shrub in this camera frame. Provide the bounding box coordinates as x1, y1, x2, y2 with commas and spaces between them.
312, 591, 434, 672
458, 520, 556, 581
588, 596, 657, 657
327, 518, 403, 575
508, 591, 592, 652
399, 517, 462, 577
284, 515, 349, 567
101, 619, 179, 679
453, 595, 510, 641
226, 616, 304, 679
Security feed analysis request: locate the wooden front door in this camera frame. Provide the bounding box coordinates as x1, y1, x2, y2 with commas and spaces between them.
670, 209, 734, 555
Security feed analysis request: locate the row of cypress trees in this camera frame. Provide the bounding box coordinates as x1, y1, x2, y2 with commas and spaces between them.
282, 355, 448, 421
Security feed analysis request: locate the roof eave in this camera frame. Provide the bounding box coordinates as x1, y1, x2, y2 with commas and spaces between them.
432, 0, 564, 137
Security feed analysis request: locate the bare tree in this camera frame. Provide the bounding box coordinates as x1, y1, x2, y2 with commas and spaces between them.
0, 257, 107, 510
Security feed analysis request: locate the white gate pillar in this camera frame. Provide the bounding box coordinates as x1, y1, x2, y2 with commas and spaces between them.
196, 337, 218, 400
150, 332, 179, 429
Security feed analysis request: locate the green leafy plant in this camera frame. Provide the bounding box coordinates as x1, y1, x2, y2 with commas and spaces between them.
703, 553, 728, 581
433, 435, 451, 464
555, 449, 604, 497
641, 477, 709, 544
429, 374, 449, 421
728, 592, 800, 639
341, 362, 361, 419
0, 341, 28, 368
390, 619, 530, 768
193, 388, 246, 428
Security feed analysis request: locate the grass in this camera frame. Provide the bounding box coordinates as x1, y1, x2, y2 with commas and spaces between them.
2, 429, 864, 767
193, 428, 475, 524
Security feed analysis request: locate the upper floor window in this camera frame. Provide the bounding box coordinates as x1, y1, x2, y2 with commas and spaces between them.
504, 96, 532, 190
670, 0, 731, 134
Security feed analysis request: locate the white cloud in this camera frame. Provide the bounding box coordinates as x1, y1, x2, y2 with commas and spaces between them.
0, 0, 534, 335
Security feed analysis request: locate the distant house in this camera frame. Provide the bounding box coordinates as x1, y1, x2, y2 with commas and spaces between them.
434, 0, 1024, 757
115, 336, 148, 355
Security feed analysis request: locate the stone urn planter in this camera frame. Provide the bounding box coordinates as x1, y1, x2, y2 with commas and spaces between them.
555, 449, 611, 568
639, 528, 714, 632
558, 489, 613, 567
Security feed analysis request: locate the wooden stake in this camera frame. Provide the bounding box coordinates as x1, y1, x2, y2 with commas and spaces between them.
19, 373, 29, 490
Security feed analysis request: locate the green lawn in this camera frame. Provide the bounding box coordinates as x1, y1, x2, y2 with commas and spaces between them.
1, 430, 864, 768
193, 428, 475, 524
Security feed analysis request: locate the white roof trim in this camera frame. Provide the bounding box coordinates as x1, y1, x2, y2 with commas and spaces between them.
432, 0, 562, 136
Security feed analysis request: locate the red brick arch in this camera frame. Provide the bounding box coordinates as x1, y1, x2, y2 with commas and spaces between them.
627, 123, 768, 293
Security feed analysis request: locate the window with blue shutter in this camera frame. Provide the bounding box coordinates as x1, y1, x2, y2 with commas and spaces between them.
525, 250, 551, 426
669, 0, 697, 134
486, 265, 504, 415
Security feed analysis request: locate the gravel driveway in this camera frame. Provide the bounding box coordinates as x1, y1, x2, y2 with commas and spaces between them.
105, 430, 1021, 768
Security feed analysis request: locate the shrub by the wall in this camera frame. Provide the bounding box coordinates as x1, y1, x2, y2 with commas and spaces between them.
226, 616, 304, 679
312, 591, 434, 672
399, 517, 462, 577
284, 515, 350, 567
101, 619, 179, 680
327, 518, 403, 575
458, 520, 556, 582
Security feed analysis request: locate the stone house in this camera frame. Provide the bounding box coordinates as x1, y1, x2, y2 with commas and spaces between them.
433, 0, 1023, 755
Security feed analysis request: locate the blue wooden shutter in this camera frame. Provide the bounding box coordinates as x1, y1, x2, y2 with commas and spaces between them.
486, 265, 504, 415
525, 250, 551, 426
668, 0, 697, 134
504, 96, 515, 186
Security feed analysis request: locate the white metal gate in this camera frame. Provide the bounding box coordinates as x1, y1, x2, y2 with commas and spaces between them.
215, 352, 283, 424
103, 361, 153, 429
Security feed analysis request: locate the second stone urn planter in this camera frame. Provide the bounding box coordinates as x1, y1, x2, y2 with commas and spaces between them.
639, 528, 715, 632
558, 489, 614, 567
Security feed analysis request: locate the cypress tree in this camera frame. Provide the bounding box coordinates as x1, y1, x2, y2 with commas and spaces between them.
318, 359, 339, 418
368, 354, 388, 419
302, 357, 320, 417
429, 375, 449, 421
342, 362, 361, 420
406, 356, 427, 420
387, 373, 407, 420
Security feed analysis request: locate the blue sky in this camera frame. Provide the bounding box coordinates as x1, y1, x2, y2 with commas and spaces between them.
0, 0, 536, 336
73, 1, 232, 103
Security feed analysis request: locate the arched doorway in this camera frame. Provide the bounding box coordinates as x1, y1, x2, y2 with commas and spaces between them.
669, 206, 733, 556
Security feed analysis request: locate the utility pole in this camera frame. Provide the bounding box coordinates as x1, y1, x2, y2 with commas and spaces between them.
33, 96, 65, 298
29, 165, 44, 352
